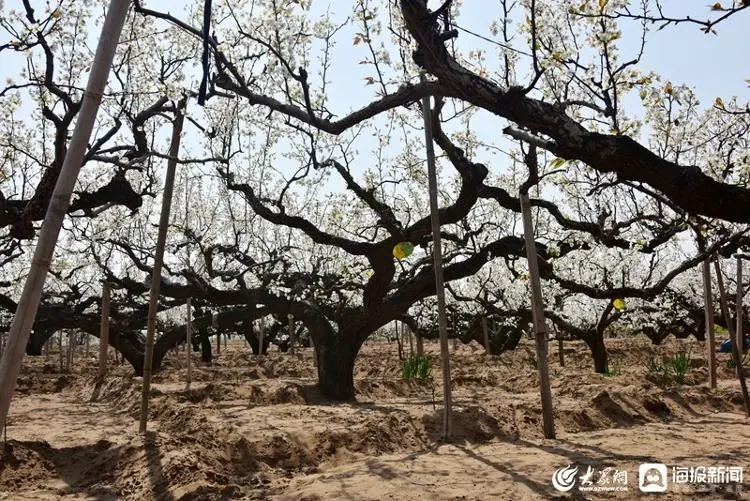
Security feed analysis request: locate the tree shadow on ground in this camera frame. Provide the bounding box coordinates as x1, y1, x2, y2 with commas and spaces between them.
144, 431, 175, 501
1, 439, 127, 501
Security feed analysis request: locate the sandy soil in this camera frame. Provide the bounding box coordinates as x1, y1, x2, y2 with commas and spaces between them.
0, 336, 748, 500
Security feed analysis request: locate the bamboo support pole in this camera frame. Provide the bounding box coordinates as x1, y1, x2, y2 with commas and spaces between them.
481, 316, 490, 354
186, 298, 192, 387
258, 319, 265, 356
519, 144, 555, 439
703, 259, 717, 389
520, 194, 556, 438
0, 0, 130, 431
139, 99, 186, 434
58, 332, 64, 372
713, 259, 750, 416
421, 86, 452, 440
736, 257, 744, 368
288, 314, 296, 355
99, 282, 111, 377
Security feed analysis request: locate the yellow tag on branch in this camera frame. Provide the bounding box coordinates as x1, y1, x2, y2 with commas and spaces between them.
613, 298, 626, 310
392, 241, 414, 260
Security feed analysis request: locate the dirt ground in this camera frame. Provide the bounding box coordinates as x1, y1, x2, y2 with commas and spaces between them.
0, 335, 748, 500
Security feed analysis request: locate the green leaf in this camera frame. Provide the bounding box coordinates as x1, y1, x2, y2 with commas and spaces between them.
550, 157, 567, 169
393, 241, 414, 260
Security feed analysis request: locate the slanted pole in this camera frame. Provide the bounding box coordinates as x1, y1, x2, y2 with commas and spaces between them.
481, 316, 490, 354
99, 285, 111, 379
0, 0, 131, 432
99, 282, 111, 378
703, 259, 717, 389
139, 98, 186, 434
421, 84, 452, 439
58, 332, 64, 372
258, 319, 265, 356
407, 322, 414, 358
288, 314, 296, 355
186, 298, 192, 387
66, 332, 74, 371
216, 319, 221, 355
736, 257, 744, 369
713, 259, 750, 416
519, 144, 555, 439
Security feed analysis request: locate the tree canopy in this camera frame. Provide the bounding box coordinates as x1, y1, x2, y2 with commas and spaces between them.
0, 0, 748, 399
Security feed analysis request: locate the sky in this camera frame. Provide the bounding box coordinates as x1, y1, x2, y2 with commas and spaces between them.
3, 0, 747, 153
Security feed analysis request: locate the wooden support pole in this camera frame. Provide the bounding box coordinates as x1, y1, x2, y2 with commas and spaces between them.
416, 335, 424, 358
258, 319, 265, 356
286, 313, 297, 355
407, 322, 414, 358
139, 98, 186, 434
85, 332, 90, 359
0, 0, 130, 432
736, 257, 744, 364
481, 316, 490, 354
216, 315, 221, 355
288, 314, 296, 355
421, 85, 452, 440
713, 259, 750, 416
99, 282, 111, 378
66, 332, 74, 371
58, 332, 64, 372
703, 259, 717, 389
396, 321, 404, 361
519, 144, 555, 439
312, 337, 318, 367
186, 298, 192, 387
558, 339, 565, 367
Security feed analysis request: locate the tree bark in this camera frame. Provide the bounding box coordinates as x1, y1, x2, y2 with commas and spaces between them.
26, 329, 54, 356
199, 330, 212, 364
586, 334, 608, 374
315, 337, 358, 401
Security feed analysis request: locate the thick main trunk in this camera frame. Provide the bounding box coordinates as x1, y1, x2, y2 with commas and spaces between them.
586, 333, 608, 374
26, 329, 55, 356
316, 337, 358, 401
199, 334, 212, 363
106, 332, 146, 376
